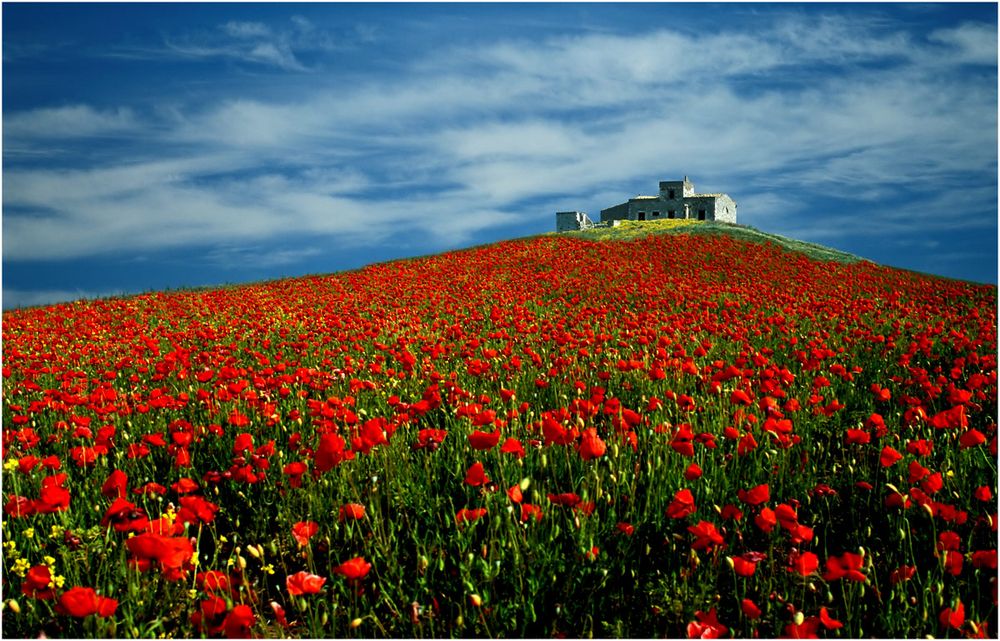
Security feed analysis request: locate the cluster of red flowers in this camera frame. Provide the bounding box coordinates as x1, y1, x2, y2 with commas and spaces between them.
2, 231, 996, 637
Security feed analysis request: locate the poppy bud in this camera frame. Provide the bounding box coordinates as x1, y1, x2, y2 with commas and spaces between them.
793, 611, 804, 626
350, 617, 362, 628
6, 600, 20, 614
247, 545, 261, 560
469, 594, 482, 607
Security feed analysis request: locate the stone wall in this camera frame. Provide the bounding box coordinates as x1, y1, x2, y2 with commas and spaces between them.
599, 202, 630, 224
712, 195, 737, 223
556, 211, 588, 232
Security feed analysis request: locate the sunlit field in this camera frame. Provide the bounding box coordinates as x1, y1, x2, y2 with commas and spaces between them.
2, 230, 996, 638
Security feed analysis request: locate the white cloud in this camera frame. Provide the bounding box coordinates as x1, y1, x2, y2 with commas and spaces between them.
929, 22, 998, 65
3, 105, 138, 139
221, 21, 271, 39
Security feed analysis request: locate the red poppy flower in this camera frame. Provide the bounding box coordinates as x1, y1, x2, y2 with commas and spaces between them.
889, 565, 916, 585
36, 474, 71, 513
737, 483, 770, 506
790, 550, 819, 576
520, 503, 543, 523
315, 432, 351, 473
684, 463, 703, 480
357, 418, 389, 454
823, 551, 867, 582
133, 482, 167, 496
21, 565, 55, 600
783, 617, 821, 639
197, 570, 232, 594
688, 520, 725, 551
971, 550, 997, 569
845, 428, 870, 445
126, 533, 195, 581
468, 428, 501, 451
944, 550, 963, 576
686, 606, 728, 638
413, 428, 447, 451
819, 607, 843, 629
730, 389, 753, 406
774, 503, 798, 529
974, 485, 992, 501
287, 571, 327, 596
177, 495, 219, 525
101, 469, 128, 498
339, 503, 366, 521
223, 604, 255, 638
740, 598, 761, 620
499, 437, 526, 458
5, 495, 37, 518
232, 432, 254, 454
879, 446, 903, 467
542, 417, 578, 446
100, 497, 148, 532
282, 461, 308, 488
667, 488, 697, 519
737, 432, 758, 456
56, 586, 117, 618
507, 484, 523, 503
720, 504, 743, 521
754, 506, 777, 533
292, 521, 319, 547
464, 461, 489, 487
171, 478, 199, 496
930, 405, 968, 430
731, 556, 757, 577
616, 522, 635, 536
455, 507, 488, 524
578, 428, 606, 461
959, 428, 986, 449
547, 492, 581, 507
939, 600, 965, 630
333, 556, 371, 580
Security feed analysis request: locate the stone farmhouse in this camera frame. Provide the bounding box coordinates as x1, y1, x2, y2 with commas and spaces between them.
556, 177, 737, 232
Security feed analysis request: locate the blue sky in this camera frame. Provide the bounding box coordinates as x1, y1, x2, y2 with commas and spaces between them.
3, 2, 997, 309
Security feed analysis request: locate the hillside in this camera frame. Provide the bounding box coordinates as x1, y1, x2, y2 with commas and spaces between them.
560, 218, 863, 264
2, 227, 996, 638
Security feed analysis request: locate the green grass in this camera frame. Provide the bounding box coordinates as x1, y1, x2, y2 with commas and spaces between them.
556, 219, 863, 264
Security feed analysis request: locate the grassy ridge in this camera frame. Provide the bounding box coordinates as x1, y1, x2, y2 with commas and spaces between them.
559, 219, 863, 264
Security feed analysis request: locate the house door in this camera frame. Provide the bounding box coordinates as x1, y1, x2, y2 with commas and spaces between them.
638, 211, 646, 221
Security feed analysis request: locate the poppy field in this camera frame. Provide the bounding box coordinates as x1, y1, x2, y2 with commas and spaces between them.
2, 228, 997, 638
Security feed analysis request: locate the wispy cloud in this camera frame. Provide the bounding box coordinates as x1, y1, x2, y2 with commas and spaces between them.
4, 105, 138, 139
928, 21, 998, 65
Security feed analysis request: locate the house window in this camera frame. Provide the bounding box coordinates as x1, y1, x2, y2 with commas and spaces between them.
698, 209, 706, 220
652, 211, 660, 217
668, 189, 676, 199
668, 210, 675, 219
